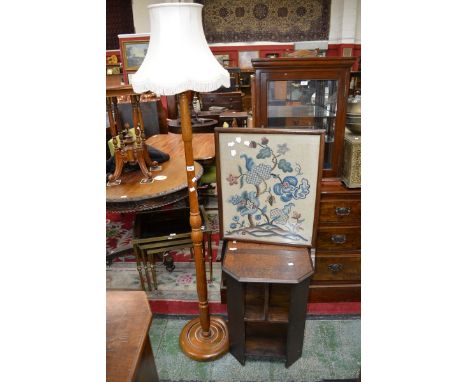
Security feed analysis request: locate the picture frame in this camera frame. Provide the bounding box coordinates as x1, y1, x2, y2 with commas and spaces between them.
215, 128, 324, 247
238, 50, 259, 68
122, 40, 149, 71
214, 54, 231, 67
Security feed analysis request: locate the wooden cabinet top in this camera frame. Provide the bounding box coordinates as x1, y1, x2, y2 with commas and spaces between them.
251, 57, 356, 70
106, 291, 153, 382
222, 240, 313, 284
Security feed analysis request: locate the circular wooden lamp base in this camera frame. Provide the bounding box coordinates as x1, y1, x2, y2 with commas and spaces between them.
179, 316, 229, 361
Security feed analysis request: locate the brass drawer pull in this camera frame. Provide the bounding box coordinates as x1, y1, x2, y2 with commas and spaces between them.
331, 234, 346, 244
335, 207, 351, 216
328, 263, 343, 273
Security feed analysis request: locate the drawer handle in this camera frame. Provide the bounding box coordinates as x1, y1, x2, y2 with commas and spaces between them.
328, 263, 343, 273
331, 234, 346, 244
229, 97, 233, 101
335, 207, 351, 216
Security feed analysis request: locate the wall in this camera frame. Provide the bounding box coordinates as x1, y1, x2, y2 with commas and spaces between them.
132, 0, 153, 34
131, 0, 360, 50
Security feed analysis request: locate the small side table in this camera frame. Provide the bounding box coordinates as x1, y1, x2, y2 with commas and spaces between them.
132, 205, 214, 291
106, 291, 159, 382
222, 240, 314, 367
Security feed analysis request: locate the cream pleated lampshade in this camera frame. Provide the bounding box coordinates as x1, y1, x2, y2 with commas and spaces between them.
131, 2, 230, 95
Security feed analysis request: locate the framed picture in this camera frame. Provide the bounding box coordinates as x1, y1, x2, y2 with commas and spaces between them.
122, 41, 149, 71
215, 128, 324, 247
238, 50, 259, 68
214, 54, 231, 67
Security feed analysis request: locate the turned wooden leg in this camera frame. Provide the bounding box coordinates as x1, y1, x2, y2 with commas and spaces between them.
133, 244, 146, 291
148, 251, 157, 290
140, 249, 152, 292
208, 232, 213, 283
135, 149, 153, 179
143, 144, 158, 167
108, 150, 125, 182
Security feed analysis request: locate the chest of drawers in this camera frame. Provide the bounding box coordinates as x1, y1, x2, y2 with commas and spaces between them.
200, 91, 243, 112
309, 182, 361, 302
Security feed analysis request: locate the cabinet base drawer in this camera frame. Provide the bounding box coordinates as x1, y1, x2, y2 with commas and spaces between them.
308, 283, 361, 302
312, 253, 360, 281
316, 226, 361, 251
319, 199, 361, 224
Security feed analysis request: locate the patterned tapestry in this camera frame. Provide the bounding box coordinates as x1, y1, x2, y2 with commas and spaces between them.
201, 0, 330, 43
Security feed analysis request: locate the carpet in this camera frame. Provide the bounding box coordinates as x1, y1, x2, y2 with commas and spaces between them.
106, 208, 360, 316
107, 262, 222, 302
202, 0, 330, 43
106, 209, 220, 263
150, 316, 361, 382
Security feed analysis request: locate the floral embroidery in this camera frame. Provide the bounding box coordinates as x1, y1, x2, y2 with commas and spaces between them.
245, 163, 272, 185
277, 143, 290, 155
226, 174, 239, 185
224, 136, 312, 243
273, 176, 310, 202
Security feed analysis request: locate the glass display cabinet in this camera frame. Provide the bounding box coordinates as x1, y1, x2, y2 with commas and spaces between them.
252, 57, 355, 179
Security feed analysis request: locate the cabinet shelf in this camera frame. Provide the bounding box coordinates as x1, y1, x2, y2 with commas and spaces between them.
245, 322, 287, 358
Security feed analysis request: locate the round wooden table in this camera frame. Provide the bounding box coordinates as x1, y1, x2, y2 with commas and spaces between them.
106, 156, 203, 213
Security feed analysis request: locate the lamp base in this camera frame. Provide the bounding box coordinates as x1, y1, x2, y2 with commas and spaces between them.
179, 316, 229, 361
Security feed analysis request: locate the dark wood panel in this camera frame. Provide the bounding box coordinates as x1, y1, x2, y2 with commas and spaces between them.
226, 274, 246, 365
308, 283, 361, 302
319, 199, 361, 224
200, 91, 243, 112
286, 278, 310, 367
106, 291, 159, 382
316, 226, 360, 251
312, 253, 361, 281
245, 322, 287, 358
223, 241, 313, 284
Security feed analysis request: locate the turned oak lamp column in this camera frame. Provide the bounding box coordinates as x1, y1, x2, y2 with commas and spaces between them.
131, 2, 230, 360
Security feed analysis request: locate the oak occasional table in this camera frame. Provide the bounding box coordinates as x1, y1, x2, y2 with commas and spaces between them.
106, 291, 159, 382
222, 240, 314, 368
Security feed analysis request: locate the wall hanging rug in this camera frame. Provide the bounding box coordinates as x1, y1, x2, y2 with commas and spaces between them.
201, 0, 330, 43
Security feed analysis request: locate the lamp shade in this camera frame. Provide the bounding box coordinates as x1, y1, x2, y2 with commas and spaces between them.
131, 3, 230, 95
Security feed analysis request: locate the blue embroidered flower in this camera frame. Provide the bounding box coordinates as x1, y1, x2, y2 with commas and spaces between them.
233, 216, 240, 222
256, 147, 271, 159
228, 195, 242, 205
278, 159, 293, 173
245, 163, 272, 185
255, 214, 262, 221
230, 191, 260, 216
230, 223, 237, 229
273, 176, 298, 202
277, 143, 289, 155
293, 178, 310, 199
240, 154, 254, 171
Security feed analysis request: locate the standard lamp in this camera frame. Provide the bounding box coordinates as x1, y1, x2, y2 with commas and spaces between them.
131, 2, 230, 360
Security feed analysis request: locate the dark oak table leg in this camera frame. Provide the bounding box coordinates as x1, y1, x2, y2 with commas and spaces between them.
135, 335, 160, 382
226, 274, 246, 365
286, 277, 311, 367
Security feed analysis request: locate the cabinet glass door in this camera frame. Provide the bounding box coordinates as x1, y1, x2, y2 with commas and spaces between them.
267, 79, 338, 169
